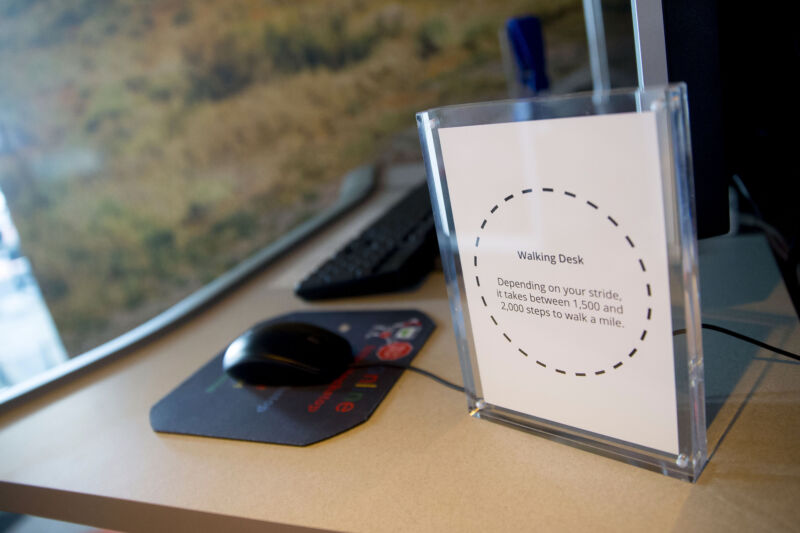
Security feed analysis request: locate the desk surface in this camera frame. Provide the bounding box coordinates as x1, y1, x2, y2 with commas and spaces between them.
1, 177, 799, 532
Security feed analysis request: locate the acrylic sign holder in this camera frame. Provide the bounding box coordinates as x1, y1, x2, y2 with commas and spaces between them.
417, 85, 706, 481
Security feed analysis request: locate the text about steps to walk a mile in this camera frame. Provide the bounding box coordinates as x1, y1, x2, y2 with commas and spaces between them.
495, 274, 625, 328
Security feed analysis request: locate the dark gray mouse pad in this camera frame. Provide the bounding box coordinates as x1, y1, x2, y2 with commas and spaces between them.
150, 310, 435, 446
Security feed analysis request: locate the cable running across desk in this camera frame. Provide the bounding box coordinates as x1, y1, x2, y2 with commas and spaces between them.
353, 363, 465, 393
671, 323, 800, 361
696, 323, 800, 362
371, 323, 800, 394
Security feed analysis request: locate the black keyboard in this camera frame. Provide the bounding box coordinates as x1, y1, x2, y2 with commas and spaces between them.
295, 182, 438, 300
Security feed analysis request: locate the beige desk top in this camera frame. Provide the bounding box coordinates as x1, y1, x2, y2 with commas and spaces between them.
1, 175, 799, 532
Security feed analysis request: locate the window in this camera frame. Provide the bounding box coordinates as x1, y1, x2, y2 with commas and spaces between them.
0, 0, 635, 401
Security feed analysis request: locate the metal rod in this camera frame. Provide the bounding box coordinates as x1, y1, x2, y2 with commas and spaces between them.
583, 0, 611, 93
631, 0, 669, 88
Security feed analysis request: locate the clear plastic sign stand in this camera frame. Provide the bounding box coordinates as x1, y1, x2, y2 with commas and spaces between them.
417, 85, 706, 481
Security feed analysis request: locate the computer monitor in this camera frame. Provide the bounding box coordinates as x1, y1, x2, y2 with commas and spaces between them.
632, 0, 729, 239
634, 0, 800, 314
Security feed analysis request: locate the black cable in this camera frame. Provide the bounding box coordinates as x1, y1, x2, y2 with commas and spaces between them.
355, 324, 799, 395
674, 323, 800, 361
352, 363, 465, 392
698, 323, 800, 362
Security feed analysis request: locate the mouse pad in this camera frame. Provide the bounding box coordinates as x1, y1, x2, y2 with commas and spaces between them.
149, 310, 435, 446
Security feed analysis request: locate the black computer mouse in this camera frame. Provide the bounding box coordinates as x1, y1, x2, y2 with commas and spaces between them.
222, 321, 354, 386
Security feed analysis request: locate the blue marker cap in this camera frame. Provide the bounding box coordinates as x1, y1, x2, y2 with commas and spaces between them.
506, 15, 549, 93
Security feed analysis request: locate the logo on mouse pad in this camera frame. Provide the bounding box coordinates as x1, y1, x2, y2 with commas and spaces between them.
377, 341, 413, 361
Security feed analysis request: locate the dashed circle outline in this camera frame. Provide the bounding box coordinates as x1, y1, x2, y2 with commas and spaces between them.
473, 187, 652, 377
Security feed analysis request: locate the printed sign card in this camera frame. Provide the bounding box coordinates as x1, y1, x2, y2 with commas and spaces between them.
439, 112, 678, 454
